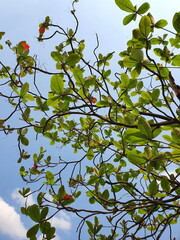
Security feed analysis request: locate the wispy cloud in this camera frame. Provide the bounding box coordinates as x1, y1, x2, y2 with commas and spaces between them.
0, 197, 27, 240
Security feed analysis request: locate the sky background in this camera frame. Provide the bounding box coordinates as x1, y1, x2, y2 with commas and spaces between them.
0, 0, 180, 239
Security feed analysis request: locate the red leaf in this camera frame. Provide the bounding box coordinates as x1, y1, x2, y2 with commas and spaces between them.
39, 26, 46, 34
33, 163, 38, 169
61, 194, 73, 201
91, 97, 97, 103
22, 41, 30, 50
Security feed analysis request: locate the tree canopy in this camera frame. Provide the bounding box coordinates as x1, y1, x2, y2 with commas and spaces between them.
1, 0, 180, 239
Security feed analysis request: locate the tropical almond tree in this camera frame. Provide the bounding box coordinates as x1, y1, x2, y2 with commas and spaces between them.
0, 0, 180, 239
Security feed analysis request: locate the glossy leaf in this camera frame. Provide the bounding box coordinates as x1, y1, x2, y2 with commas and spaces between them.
127, 149, 146, 164
58, 185, 66, 200
139, 16, 151, 37
123, 13, 136, 25
155, 19, 168, 28
130, 48, 144, 61
20, 82, 29, 97
137, 2, 150, 14
66, 53, 80, 66
172, 55, 180, 66
138, 117, 152, 139
46, 171, 55, 185
115, 0, 135, 13
51, 51, 63, 62
50, 75, 64, 94
72, 67, 84, 84
172, 12, 180, 32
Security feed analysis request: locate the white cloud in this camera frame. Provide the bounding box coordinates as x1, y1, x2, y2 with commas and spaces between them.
0, 197, 27, 240
52, 211, 72, 232
11, 188, 35, 206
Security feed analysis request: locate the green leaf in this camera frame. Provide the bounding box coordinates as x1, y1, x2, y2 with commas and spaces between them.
132, 28, 142, 39
120, 73, 129, 87
172, 55, 180, 66
151, 89, 160, 101
172, 12, 180, 32
123, 13, 136, 25
155, 19, 168, 28
127, 149, 146, 164
51, 51, 63, 62
86, 148, 94, 160
148, 180, 158, 196
171, 129, 180, 144
161, 178, 170, 193
115, 0, 135, 13
137, 2, 150, 14
40, 207, 49, 221
138, 117, 152, 139
101, 189, 109, 200
50, 75, 64, 94
27, 224, 39, 238
124, 128, 148, 143
159, 67, 169, 78
0, 32, 5, 40
86, 220, 94, 234
20, 135, 29, 146
139, 16, 151, 37
46, 171, 54, 185
20, 82, 29, 97
40, 222, 51, 234
46, 227, 56, 239
58, 185, 66, 200
28, 205, 40, 223
72, 67, 84, 84
123, 56, 137, 68
130, 48, 144, 62
66, 53, 80, 66
162, 135, 173, 142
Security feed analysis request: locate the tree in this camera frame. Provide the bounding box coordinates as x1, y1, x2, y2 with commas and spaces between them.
0, 0, 180, 239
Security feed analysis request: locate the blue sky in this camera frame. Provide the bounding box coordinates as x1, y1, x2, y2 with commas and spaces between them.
0, 0, 180, 239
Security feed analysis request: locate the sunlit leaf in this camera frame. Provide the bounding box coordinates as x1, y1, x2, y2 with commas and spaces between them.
155, 19, 168, 28
115, 0, 135, 13
20, 82, 29, 97
139, 16, 151, 37
127, 149, 146, 164
50, 75, 64, 94
137, 2, 150, 14
66, 53, 80, 66
138, 117, 152, 139
123, 13, 136, 25
46, 171, 55, 185
172, 12, 180, 32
